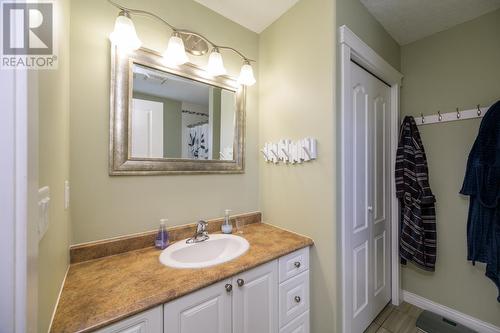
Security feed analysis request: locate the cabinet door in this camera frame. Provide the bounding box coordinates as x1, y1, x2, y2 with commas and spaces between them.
164, 279, 232, 333
94, 306, 162, 333
232, 260, 278, 333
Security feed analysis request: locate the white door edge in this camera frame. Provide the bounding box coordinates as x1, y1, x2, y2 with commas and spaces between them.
339, 25, 403, 333
0, 68, 39, 332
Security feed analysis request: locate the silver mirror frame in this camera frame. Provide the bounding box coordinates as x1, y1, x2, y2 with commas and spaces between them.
109, 46, 246, 175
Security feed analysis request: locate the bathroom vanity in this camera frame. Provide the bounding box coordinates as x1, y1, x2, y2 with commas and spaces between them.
50, 214, 312, 333
95, 247, 309, 333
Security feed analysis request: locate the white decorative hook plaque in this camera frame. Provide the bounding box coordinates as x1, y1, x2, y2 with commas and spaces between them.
260, 138, 317, 164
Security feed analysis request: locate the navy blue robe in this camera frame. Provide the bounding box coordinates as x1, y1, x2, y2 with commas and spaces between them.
460, 100, 500, 302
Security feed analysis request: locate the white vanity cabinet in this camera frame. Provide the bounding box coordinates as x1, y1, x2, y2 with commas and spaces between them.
278, 247, 310, 333
163, 261, 278, 333
96, 247, 309, 333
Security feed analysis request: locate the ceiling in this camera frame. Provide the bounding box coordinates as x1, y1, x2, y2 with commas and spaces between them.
360, 0, 500, 45
193, 0, 300, 33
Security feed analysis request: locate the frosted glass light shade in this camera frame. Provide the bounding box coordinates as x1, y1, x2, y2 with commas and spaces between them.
238, 62, 256, 86
207, 49, 226, 76
109, 12, 141, 53
163, 34, 189, 66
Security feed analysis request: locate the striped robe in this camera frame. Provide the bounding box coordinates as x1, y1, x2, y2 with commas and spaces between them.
395, 116, 437, 271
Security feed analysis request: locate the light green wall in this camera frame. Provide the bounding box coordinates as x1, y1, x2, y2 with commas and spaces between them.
401, 9, 500, 326
336, 0, 400, 70
38, 0, 71, 331
259, 0, 336, 331
70, 0, 259, 244
132, 92, 182, 158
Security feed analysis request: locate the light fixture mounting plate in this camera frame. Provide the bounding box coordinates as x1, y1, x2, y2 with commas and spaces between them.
178, 31, 209, 56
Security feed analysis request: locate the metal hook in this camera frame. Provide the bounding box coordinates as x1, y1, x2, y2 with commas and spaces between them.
477, 104, 482, 116
438, 111, 442, 122
456, 107, 461, 119
421, 113, 425, 124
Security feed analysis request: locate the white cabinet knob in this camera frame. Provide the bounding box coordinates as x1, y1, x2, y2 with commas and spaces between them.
367, 206, 373, 212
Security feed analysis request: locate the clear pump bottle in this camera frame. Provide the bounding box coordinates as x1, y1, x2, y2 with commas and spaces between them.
221, 209, 233, 234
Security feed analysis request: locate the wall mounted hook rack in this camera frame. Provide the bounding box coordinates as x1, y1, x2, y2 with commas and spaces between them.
261, 138, 317, 164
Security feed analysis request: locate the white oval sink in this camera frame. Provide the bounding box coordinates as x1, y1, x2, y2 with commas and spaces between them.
159, 234, 249, 269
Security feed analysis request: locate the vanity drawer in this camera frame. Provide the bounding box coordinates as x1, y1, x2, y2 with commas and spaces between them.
279, 270, 310, 328
280, 311, 310, 333
279, 247, 309, 283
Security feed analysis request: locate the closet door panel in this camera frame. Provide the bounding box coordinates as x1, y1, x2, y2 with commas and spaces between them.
371, 79, 392, 314
373, 97, 387, 225
348, 62, 392, 333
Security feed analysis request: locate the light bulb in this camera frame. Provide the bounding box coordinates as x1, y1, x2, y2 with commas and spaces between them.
207, 48, 226, 76
109, 11, 141, 53
163, 33, 189, 66
238, 61, 256, 86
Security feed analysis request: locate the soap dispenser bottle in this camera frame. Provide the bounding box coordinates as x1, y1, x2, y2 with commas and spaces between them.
155, 219, 169, 250
221, 209, 233, 234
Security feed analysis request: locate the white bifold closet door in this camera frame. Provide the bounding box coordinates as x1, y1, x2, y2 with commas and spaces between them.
347, 62, 392, 333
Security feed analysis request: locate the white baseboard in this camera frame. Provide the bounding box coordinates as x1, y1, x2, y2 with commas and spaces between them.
403, 290, 500, 333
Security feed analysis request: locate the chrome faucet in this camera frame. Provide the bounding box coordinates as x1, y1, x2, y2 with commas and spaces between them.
186, 220, 209, 244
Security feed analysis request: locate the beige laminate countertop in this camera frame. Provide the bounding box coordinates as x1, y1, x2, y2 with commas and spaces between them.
50, 223, 313, 333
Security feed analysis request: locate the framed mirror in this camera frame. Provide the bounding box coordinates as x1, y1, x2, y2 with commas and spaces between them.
109, 47, 246, 175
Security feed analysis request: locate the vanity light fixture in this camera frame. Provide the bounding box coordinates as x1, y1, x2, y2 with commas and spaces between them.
107, 0, 256, 86
207, 48, 227, 76
109, 10, 141, 53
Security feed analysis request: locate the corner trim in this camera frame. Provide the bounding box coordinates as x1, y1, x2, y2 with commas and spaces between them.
339, 25, 403, 85
403, 290, 500, 333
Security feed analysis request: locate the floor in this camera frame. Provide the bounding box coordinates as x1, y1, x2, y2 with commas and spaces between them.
365, 302, 424, 333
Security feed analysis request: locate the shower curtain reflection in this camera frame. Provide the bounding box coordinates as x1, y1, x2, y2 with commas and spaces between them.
187, 122, 210, 159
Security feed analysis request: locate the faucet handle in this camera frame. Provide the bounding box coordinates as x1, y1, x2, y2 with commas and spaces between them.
196, 220, 208, 233
186, 220, 209, 244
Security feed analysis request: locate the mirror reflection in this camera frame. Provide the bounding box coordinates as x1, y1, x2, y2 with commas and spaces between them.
131, 63, 236, 161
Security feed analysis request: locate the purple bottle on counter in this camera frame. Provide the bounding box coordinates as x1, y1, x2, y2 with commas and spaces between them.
155, 219, 169, 250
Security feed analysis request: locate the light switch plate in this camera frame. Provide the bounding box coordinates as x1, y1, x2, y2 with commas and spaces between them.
38, 186, 50, 241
